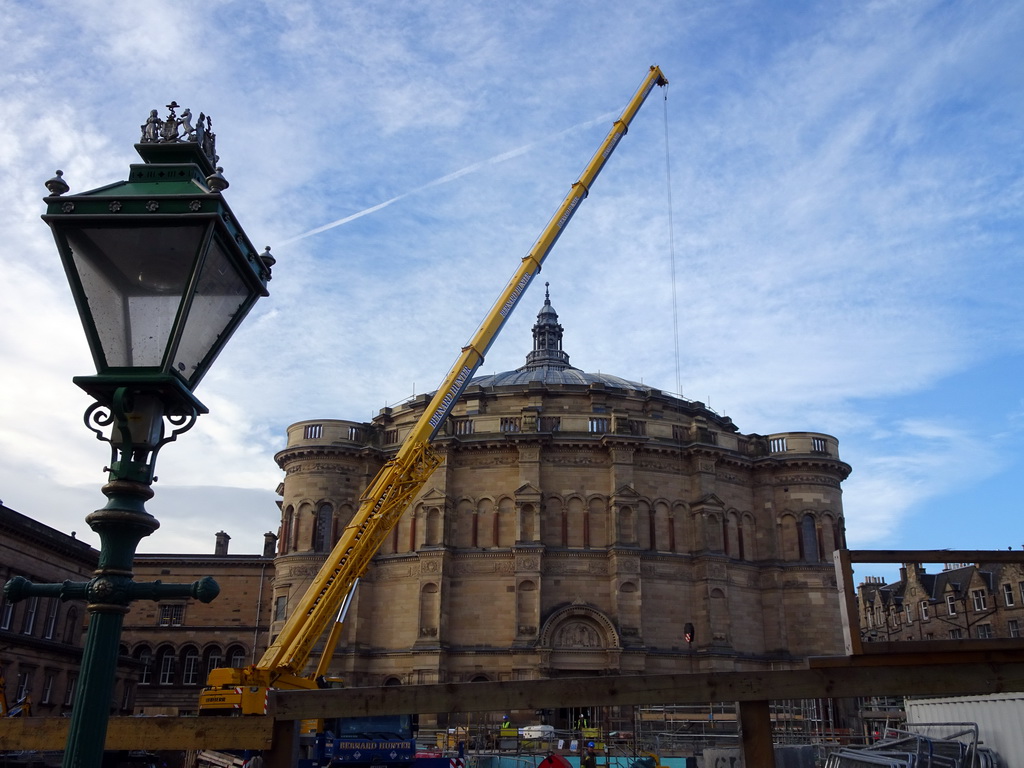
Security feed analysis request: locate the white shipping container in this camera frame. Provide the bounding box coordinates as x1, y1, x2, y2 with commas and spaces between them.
905, 692, 1024, 766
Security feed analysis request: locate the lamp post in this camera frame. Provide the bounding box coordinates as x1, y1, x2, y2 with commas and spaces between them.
2, 103, 273, 768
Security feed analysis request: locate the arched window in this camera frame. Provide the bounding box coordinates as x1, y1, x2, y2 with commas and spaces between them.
156, 645, 177, 686
289, 507, 300, 552
739, 514, 754, 561
476, 499, 494, 548
724, 513, 740, 558
181, 645, 201, 686
425, 507, 442, 546
135, 646, 152, 686
204, 645, 223, 678
619, 506, 635, 545
520, 503, 536, 542
589, 498, 607, 548
281, 506, 294, 554
635, 503, 651, 550
820, 515, 838, 559
566, 497, 585, 548
313, 503, 333, 552
228, 645, 247, 668
44, 598, 59, 639
779, 514, 799, 560
541, 497, 562, 547
498, 497, 515, 547
800, 514, 820, 562
672, 503, 689, 553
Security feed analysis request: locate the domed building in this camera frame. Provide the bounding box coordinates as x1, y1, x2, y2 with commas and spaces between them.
272, 287, 851, 692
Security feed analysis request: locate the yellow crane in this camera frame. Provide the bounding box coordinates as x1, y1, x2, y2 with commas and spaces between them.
199, 64, 668, 715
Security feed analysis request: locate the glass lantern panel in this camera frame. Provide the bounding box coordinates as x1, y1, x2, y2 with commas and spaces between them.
174, 236, 252, 388
60, 224, 206, 370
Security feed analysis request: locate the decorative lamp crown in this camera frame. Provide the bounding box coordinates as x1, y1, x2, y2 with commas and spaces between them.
42, 103, 272, 416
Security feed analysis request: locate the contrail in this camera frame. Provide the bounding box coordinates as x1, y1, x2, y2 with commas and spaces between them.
277, 112, 617, 246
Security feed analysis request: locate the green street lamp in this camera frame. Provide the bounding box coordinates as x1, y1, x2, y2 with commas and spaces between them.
2, 103, 273, 768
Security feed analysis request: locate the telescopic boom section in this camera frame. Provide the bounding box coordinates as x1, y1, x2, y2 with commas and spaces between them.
203, 66, 667, 703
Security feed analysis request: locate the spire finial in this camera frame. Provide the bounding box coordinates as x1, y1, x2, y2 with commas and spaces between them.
523, 282, 570, 370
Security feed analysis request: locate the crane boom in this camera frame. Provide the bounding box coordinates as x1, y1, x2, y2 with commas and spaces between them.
199, 65, 667, 712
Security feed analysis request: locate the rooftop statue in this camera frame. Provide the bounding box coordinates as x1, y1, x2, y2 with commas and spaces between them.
139, 101, 218, 165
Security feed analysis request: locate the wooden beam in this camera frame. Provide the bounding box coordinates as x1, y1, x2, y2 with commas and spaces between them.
5, 648, 1024, 753
0, 715, 274, 752
843, 550, 1024, 564
834, 548, 862, 656
810, 641, 1024, 665
270, 656, 1024, 721
737, 701, 774, 768
833, 549, 1023, 656
265, 719, 300, 768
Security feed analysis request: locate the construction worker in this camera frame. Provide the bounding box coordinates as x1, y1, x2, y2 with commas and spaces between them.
501, 714, 511, 729
582, 748, 597, 768
575, 712, 588, 731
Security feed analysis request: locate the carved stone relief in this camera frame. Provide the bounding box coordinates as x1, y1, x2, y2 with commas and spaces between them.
554, 621, 601, 648
453, 558, 515, 576
460, 453, 517, 468
778, 474, 841, 488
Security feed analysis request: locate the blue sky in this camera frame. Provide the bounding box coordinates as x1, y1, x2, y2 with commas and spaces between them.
1, 1, 1022, 579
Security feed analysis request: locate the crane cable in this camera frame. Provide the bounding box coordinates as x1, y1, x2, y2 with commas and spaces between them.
661, 85, 683, 398
661, 85, 690, 525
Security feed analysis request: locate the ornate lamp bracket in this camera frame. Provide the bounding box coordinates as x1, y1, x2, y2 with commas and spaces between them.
83, 386, 200, 485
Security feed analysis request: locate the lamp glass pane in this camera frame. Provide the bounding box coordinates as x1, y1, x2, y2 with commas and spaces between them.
174, 236, 252, 387
61, 224, 206, 370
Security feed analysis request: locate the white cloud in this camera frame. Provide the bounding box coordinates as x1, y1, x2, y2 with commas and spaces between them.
842, 417, 1008, 547
1, 1, 1022, 556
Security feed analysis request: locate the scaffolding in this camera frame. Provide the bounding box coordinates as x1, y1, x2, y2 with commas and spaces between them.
823, 723, 1002, 767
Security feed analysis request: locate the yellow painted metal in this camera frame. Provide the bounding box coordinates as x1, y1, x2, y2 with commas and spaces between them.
314, 616, 347, 680
260, 441, 442, 679
0, 673, 31, 717
199, 65, 668, 713
199, 666, 319, 713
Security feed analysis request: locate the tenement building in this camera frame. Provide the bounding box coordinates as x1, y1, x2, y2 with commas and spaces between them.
0, 504, 116, 716
858, 561, 1024, 643
120, 531, 277, 715
1, 510, 277, 718
272, 288, 853, 691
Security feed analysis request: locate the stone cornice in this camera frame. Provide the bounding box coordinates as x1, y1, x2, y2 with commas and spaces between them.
753, 455, 852, 480
0, 505, 99, 565
0, 629, 87, 660
274, 443, 383, 469
135, 554, 274, 567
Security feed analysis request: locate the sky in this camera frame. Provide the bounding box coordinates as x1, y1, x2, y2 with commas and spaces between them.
1, 1, 1022, 582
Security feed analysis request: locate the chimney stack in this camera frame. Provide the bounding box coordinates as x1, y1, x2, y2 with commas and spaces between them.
263, 531, 278, 558
215, 530, 230, 556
